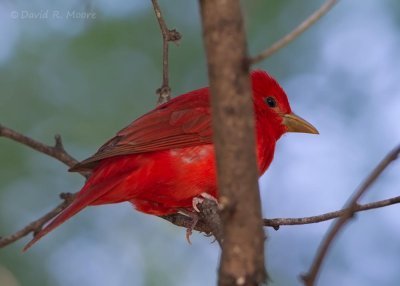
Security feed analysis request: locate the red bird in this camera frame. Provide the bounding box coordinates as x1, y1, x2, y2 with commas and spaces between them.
23, 70, 318, 251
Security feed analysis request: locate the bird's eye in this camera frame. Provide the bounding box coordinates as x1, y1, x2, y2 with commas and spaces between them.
265, 97, 277, 108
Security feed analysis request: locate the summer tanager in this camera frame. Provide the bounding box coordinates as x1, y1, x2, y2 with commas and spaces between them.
23, 70, 318, 251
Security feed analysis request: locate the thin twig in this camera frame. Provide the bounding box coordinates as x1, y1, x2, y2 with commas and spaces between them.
264, 195, 400, 229
249, 0, 338, 64
0, 193, 76, 248
151, 0, 181, 105
301, 144, 400, 286
0, 124, 86, 175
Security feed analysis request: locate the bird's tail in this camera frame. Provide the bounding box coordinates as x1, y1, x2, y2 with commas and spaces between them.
23, 178, 120, 252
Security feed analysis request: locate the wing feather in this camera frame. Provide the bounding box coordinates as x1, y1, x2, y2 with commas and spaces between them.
70, 89, 212, 172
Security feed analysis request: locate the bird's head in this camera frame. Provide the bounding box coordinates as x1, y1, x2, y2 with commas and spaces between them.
251, 70, 319, 139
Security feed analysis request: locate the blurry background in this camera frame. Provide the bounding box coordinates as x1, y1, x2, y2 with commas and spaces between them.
1, 0, 400, 285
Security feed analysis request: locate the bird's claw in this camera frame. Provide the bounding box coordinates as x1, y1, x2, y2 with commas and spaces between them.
192, 192, 218, 212
186, 228, 193, 244
184, 211, 199, 244
192, 197, 204, 212
182, 193, 218, 244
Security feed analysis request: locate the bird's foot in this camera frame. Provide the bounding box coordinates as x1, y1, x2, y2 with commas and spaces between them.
186, 212, 199, 244
179, 209, 199, 244
192, 192, 218, 212
178, 193, 218, 244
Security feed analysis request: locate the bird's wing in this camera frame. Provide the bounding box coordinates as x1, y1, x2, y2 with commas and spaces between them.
70, 90, 212, 172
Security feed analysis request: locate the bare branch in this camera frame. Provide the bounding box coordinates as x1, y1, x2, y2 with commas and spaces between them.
302, 144, 400, 286
0, 124, 87, 176
165, 192, 400, 246
249, 0, 338, 64
264, 195, 400, 229
151, 0, 182, 104
0, 125, 89, 248
0, 124, 217, 248
161, 213, 211, 234
0, 193, 76, 248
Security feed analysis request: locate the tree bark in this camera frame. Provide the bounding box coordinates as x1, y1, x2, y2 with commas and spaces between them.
199, 1, 266, 285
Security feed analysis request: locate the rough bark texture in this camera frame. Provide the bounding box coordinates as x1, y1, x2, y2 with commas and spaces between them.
199, 1, 266, 285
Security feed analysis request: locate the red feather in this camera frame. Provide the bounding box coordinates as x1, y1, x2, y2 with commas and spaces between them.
23, 70, 305, 251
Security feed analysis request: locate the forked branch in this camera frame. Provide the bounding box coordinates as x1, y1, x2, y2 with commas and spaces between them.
264, 195, 400, 229
150, 0, 182, 104
301, 144, 400, 286
0, 193, 76, 248
0, 124, 85, 176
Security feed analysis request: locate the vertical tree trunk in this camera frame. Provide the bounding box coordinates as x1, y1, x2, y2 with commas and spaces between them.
199, 1, 267, 285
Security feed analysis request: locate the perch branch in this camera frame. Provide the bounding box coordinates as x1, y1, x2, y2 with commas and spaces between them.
0, 124, 220, 248
151, 0, 182, 104
198, 199, 223, 247
250, 0, 338, 64
301, 144, 400, 286
264, 195, 400, 229
162, 199, 223, 246
161, 213, 211, 234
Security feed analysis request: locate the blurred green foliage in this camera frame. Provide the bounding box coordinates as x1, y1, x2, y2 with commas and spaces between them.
1, 1, 400, 286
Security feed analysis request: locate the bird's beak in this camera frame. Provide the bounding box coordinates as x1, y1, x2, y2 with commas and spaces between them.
282, 112, 319, 134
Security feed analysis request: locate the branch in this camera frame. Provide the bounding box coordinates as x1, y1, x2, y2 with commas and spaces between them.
0, 124, 86, 248
151, 0, 182, 105
0, 124, 87, 177
0, 124, 219, 248
0, 193, 75, 248
165, 193, 400, 235
301, 144, 400, 286
161, 213, 210, 234
199, 0, 266, 285
164, 194, 400, 246
198, 199, 223, 247
2, 122, 399, 263
249, 0, 338, 64
163, 199, 224, 247
264, 195, 400, 229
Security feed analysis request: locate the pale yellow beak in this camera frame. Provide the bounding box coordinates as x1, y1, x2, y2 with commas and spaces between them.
282, 113, 319, 134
